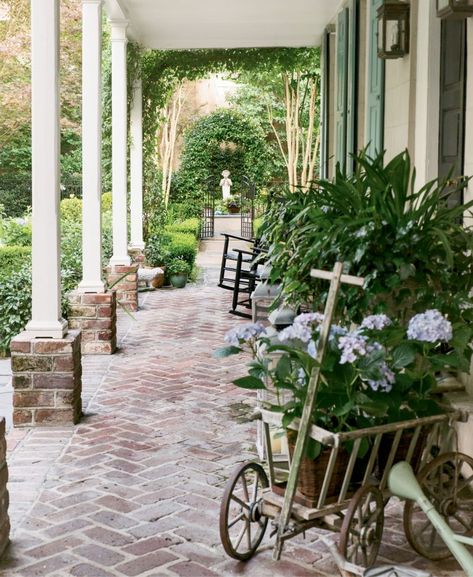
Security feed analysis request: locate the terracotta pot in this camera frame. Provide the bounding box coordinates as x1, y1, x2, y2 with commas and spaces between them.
150, 269, 165, 289
228, 206, 240, 214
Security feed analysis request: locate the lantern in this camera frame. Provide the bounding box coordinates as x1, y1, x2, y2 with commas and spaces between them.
437, 0, 473, 18
377, 0, 410, 59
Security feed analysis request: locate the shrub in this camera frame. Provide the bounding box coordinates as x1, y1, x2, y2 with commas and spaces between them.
162, 232, 198, 268
101, 192, 112, 213
165, 218, 201, 239
0, 215, 32, 246
0, 267, 32, 354
145, 235, 170, 267
60, 197, 82, 222
0, 246, 31, 279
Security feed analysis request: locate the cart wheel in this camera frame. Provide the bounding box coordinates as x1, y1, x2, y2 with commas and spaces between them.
219, 462, 269, 561
339, 484, 384, 568
404, 451, 473, 560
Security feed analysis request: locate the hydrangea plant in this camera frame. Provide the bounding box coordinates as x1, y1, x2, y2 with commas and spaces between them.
216, 309, 472, 454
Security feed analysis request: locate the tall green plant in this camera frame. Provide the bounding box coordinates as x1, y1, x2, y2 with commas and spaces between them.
265, 151, 473, 325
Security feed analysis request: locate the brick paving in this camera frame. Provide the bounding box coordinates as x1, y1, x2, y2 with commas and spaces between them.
0, 235, 465, 576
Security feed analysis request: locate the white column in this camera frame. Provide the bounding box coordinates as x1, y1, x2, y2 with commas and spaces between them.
109, 19, 131, 266
129, 78, 145, 250
25, 0, 67, 338
79, 0, 105, 292
414, 0, 440, 186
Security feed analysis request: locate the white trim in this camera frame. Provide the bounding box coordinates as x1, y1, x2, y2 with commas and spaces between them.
414, 0, 440, 185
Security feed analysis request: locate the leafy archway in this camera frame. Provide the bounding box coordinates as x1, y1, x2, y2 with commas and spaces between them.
171, 109, 272, 210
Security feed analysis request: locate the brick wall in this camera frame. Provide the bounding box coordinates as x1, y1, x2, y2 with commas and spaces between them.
107, 265, 139, 313
0, 419, 9, 557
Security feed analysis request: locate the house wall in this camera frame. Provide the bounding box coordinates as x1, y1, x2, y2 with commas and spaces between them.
383, 0, 418, 163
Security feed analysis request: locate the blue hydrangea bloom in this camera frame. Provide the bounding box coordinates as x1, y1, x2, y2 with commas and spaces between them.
224, 323, 266, 345
361, 314, 392, 331
338, 332, 368, 364
407, 310, 452, 343
366, 362, 395, 393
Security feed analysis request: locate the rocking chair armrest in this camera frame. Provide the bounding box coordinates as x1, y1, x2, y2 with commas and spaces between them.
220, 233, 255, 243
232, 249, 256, 257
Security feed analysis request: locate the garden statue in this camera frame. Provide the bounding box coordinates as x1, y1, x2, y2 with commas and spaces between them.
220, 170, 232, 200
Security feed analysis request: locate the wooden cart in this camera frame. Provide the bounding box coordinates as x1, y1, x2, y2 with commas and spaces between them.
219, 263, 473, 569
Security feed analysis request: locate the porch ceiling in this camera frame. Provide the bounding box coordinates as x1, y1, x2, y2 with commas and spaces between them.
105, 0, 341, 50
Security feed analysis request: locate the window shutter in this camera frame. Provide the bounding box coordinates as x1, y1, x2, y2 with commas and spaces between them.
335, 8, 349, 173
366, 0, 385, 159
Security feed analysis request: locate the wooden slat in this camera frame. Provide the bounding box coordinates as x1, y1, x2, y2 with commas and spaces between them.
318, 447, 340, 508
380, 428, 403, 490
405, 426, 422, 464
263, 422, 276, 487
363, 433, 383, 485
310, 268, 365, 287
338, 437, 361, 503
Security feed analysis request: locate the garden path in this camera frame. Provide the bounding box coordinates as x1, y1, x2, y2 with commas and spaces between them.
0, 229, 464, 577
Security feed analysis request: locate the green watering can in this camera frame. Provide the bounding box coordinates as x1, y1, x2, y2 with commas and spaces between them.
389, 461, 473, 575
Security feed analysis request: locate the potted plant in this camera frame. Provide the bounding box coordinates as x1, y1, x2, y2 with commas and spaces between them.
224, 194, 241, 214
262, 151, 473, 328
167, 257, 192, 288
216, 309, 472, 503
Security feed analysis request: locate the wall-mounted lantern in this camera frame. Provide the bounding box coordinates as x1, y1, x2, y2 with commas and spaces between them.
437, 0, 473, 18
377, 0, 410, 59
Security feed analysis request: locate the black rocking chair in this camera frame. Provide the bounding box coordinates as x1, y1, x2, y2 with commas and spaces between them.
218, 233, 264, 318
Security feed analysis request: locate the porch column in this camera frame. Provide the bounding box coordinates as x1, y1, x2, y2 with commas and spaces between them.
79, 0, 105, 292
129, 78, 145, 251
26, 0, 67, 338
110, 19, 131, 265
11, 0, 82, 428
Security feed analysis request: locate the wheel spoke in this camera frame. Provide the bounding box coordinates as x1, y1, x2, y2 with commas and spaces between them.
452, 512, 471, 532
231, 494, 249, 510
453, 474, 473, 497
246, 519, 252, 549
235, 523, 248, 550
428, 525, 438, 549
228, 511, 245, 529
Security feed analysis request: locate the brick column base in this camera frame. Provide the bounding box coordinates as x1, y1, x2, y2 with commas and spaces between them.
0, 419, 9, 557
107, 265, 138, 312
68, 291, 117, 355
10, 331, 82, 427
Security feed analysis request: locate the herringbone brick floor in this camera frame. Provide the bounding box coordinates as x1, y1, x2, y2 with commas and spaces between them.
0, 240, 464, 576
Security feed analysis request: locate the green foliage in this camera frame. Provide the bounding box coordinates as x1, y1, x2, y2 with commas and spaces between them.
173, 109, 272, 207
224, 195, 241, 210
0, 175, 32, 218
60, 197, 82, 222
166, 257, 192, 276
0, 266, 32, 354
61, 220, 83, 293
165, 218, 201, 238
162, 232, 198, 268
101, 192, 112, 212
144, 235, 170, 267
145, 229, 198, 269
264, 151, 473, 325
0, 214, 32, 246
0, 246, 31, 279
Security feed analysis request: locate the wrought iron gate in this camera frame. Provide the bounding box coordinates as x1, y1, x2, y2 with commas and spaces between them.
240, 176, 255, 239
201, 176, 216, 239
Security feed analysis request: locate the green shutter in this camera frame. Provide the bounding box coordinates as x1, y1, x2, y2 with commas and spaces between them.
320, 29, 330, 180
366, 0, 385, 159
346, 0, 359, 176
335, 8, 349, 173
